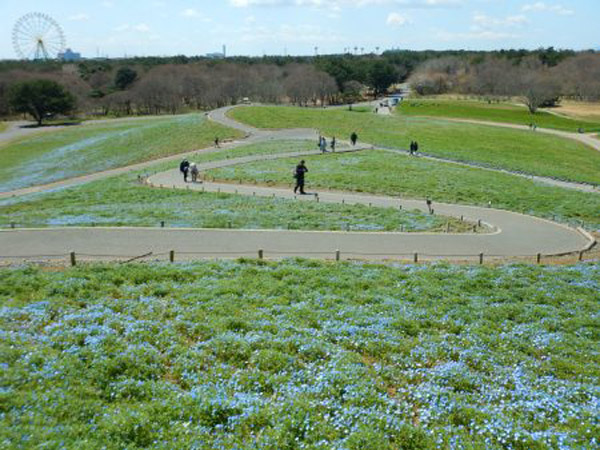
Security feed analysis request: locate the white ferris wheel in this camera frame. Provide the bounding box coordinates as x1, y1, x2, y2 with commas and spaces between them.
12, 12, 66, 60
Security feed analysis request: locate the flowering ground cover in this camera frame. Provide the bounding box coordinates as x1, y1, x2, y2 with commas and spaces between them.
0, 114, 241, 192
229, 106, 600, 185
206, 149, 600, 230
0, 141, 466, 233
1, 260, 599, 448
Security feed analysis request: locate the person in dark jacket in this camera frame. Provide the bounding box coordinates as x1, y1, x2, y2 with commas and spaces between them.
350, 132, 358, 146
180, 159, 190, 182
293, 160, 308, 194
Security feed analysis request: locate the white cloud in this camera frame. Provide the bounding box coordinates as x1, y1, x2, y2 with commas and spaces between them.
181, 8, 212, 21
230, 0, 463, 9
386, 12, 410, 26
472, 13, 528, 29
522, 2, 574, 16
436, 29, 520, 41
133, 24, 151, 32
114, 23, 151, 33
68, 13, 90, 21
238, 23, 344, 44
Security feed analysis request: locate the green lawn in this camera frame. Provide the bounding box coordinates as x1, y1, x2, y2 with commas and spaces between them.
398, 98, 600, 132
0, 115, 242, 192
0, 122, 7, 133
207, 149, 600, 229
1, 260, 598, 448
230, 106, 600, 185
0, 141, 467, 233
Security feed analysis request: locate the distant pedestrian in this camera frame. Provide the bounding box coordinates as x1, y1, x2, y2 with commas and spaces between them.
293, 160, 308, 195
331, 136, 336, 152
190, 163, 199, 183
180, 159, 190, 182
409, 141, 415, 155
214, 137, 220, 148
350, 132, 358, 146
426, 197, 433, 214
320, 136, 327, 153
413, 140, 419, 155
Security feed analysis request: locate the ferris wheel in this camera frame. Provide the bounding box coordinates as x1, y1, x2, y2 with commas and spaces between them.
12, 12, 66, 60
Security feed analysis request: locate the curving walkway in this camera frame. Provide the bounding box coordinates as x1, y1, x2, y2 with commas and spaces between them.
0, 105, 596, 262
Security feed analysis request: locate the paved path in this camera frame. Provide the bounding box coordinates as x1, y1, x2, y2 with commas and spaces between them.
0, 105, 596, 262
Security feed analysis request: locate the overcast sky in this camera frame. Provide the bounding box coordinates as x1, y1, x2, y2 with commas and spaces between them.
1, 0, 597, 59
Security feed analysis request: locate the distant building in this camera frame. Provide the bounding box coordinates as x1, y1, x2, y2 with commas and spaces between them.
59, 48, 82, 62
206, 45, 227, 59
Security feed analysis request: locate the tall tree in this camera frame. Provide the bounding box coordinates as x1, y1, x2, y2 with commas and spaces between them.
368, 61, 398, 97
8, 79, 75, 125
114, 67, 138, 90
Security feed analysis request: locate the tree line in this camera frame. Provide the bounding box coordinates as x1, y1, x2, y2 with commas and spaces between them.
409, 51, 600, 113
0, 48, 598, 121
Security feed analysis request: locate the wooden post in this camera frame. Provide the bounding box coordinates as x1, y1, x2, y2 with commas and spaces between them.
161, 221, 165, 228
413, 252, 418, 263
70, 251, 76, 267
479, 253, 484, 265
346, 223, 350, 232
399, 205, 402, 210
472, 224, 477, 233
460, 215, 464, 222
342, 199, 345, 204
536, 253, 541, 264
478, 219, 482, 227
369, 202, 372, 207
335, 249, 340, 261
446, 222, 450, 233
579, 251, 584, 262
169, 250, 175, 263
227, 221, 232, 229
258, 249, 264, 260
10, 222, 15, 229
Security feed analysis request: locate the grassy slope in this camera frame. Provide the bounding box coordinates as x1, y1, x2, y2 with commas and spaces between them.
207, 149, 600, 229
1, 261, 598, 448
230, 106, 600, 185
398, 98, 600, 132
0, 122, 7, 133
0, 141, 466, 233
0, 115, 242, 192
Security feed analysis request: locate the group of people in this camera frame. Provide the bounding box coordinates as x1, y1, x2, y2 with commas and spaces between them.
318, 135, 337, 153
409, 140, 419, 155
179, 159, 200, 183
177, 131, 363, 195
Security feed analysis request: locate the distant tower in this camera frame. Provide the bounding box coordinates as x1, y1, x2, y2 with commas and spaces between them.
222, 45, 226, 58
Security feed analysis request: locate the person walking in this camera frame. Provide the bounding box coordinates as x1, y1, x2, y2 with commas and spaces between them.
180, 159, 190, 182
409, 141, 415, 155
320, 136, 327, 153
214, 137, 220, 148
190, 163, 199, 183
350, 132, 358, 146
413, 140, 419, 155
293, 160, 308, 195
331, 136, 336, 152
